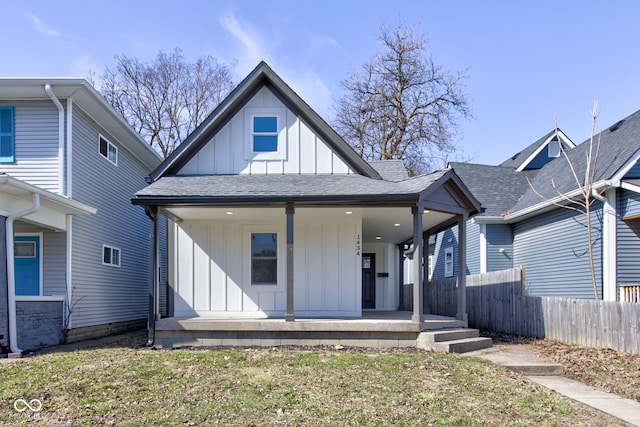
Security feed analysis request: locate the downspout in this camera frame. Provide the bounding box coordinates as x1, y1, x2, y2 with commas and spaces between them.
44, 84, 66, 196
6, 193, 40, 354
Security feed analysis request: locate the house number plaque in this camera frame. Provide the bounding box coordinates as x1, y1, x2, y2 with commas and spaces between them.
356, 234, 361, 256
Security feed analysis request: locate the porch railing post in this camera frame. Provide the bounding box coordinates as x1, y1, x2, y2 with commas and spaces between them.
285, 204, 295, 322
412, 206, 424, 322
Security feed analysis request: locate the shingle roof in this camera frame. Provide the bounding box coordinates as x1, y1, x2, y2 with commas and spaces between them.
134, 170, 450, 203
448, 162, 536, 216
368, 160, 410, 181
511, 109, 640, 213
499, 130, 556, 168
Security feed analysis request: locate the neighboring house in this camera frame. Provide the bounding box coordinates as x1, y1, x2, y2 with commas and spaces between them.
132, 62, 481, 346
431, 113, 640, 302
0, 79, 161, 354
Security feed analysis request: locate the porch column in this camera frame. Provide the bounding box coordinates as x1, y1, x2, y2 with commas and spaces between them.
397, 244, 405, 311
456, 213, 468, 322
285, 204, 295, 322
146, 206, 159, 346
423, 231, 431, 315
412, 206, 424, 322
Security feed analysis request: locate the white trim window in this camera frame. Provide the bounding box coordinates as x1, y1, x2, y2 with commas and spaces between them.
102, 245, 121, 267
548, 138, 561, 158
444, 246, 454, 277
251, 232, 278, 285
244, 107, 286, 160
99, 134, 118, 165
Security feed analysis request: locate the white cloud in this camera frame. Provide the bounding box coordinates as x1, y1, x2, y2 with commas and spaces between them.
25, 12, 60, 37
71, 55, 101, 80
218, 10, 271, 75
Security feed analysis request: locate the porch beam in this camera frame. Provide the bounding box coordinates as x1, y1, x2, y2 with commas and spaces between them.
285, 204, 295, 322
423, 231, 430, 315
456, 213, 468, 322
397, 244, 405, 311
412, 206, 424, 322
146, 206, 159, 346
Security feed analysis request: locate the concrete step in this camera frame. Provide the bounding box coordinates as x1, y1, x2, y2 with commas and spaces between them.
416, 329, 493, 353
418, 328, 480, 343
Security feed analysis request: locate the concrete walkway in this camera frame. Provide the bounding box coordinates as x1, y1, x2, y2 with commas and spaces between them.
465, 343, 640, 426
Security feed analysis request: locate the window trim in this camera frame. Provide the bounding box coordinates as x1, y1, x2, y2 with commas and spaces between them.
244, 107, 286, 160
444, 246, 454, 277
0, 106, 15, 163
98, 134, 118, 166
102, 244, 121, 267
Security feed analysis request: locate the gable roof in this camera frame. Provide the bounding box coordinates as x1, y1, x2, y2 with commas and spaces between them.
448, 162, 536, 216
500, 128, 574, 171
149, 62, 381, 181
510, 108, 640, 215
0, 78, 161, 170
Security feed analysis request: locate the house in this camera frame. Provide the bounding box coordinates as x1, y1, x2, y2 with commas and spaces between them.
430, 111, 640, 302
132, 62, 485, 349
0, 79, 161, 354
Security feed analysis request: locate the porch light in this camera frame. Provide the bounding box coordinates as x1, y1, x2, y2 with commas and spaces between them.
376, 236, 382, 240
345, 211, 353, 215
226, 211, 234, 215
393, 223, 400, 227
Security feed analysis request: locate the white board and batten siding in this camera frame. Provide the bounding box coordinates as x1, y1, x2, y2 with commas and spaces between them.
0, 101, 61, 193
178, 88, 354, 176
169, 209, 362, 317
69, 106, 154, 329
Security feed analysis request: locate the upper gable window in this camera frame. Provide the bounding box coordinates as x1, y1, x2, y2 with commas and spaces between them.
253, 116, 278, 152
99, 134, 118, 165
0, 106, 15, 163
548, 138, 560, 158
244, 107, 286, 161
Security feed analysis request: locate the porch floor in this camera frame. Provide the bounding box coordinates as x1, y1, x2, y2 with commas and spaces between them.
154, 311, 468, 349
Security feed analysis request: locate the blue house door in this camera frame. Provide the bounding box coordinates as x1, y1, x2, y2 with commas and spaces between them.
14, 235, 40, 296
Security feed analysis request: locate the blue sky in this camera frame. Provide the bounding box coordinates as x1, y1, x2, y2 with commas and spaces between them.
2, 0, 640, 166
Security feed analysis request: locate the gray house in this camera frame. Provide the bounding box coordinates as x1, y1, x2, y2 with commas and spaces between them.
430, 111, 640, 302
0, 79, 161, 354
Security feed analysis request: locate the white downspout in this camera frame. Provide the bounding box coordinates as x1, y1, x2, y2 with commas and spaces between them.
44, 84, 66, 196
6, 193, 40, 354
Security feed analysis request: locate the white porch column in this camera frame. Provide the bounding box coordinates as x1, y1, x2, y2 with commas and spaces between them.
456, 214, 468, 322
285, 204, 295, 322
412, 206, 424, 322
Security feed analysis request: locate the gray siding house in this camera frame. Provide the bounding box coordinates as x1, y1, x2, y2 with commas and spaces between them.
431, 113, 640, 302
0, 79, 161, 354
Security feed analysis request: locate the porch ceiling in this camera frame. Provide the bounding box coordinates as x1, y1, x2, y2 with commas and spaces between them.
162, 206, 455, 244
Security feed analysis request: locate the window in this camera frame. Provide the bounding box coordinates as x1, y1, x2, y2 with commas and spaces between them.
252, 116, 278, 152
15, 241, 36, 258
251, 233, 277, 284
103, 245, 121, 267
444, 247, 454, 277
99, 135, 118, 165
548, 138, 560, 158
0, 106, 15, 163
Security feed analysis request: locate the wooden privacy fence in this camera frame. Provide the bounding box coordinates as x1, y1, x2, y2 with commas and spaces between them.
427, 267, 640, 355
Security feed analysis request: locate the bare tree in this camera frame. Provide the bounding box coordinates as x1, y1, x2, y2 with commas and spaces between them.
99, 49, 235, 158
527, 101, 602, 299
333, 23, 471, 175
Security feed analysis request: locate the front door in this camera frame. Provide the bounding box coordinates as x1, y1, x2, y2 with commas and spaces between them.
362, 253, 375, 309
14, 235, 40, 296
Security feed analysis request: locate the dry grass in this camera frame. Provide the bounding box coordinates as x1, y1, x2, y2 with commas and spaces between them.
0, 334, 626, 426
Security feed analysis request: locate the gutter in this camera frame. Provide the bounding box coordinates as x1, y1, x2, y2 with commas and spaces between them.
6, 193, 40, 355
44, 84, 66, 196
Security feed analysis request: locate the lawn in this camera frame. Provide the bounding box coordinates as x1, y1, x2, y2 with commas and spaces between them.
0, 345, 624, 426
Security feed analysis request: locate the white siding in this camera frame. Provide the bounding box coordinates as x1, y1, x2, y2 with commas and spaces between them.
178, 88, 353, 176
0, 101, 61, 193
170, 208, 361, 317
69, 106, 153, 328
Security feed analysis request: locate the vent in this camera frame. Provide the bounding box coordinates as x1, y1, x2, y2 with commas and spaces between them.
609, 119, 625, 132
